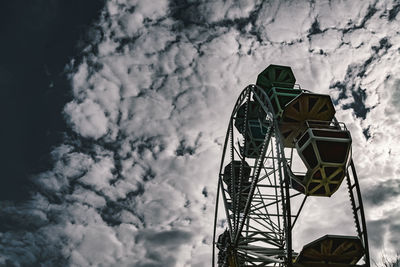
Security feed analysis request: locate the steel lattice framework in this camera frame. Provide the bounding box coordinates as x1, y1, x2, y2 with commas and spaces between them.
212, 84, 370, 267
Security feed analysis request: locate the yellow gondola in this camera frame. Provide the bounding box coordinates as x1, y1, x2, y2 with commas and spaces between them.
292, 121, 352, 197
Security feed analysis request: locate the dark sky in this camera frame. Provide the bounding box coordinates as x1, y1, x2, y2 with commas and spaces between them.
0, 1, 104, 201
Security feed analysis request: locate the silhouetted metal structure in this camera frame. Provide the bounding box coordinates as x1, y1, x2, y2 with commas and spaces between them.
212, 65, 370, 267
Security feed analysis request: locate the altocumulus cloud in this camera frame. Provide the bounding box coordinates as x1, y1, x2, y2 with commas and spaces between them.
1, 0, 400, 266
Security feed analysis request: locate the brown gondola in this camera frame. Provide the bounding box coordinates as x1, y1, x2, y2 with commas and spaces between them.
279, 93, 336, 148
294, 235, 364, 266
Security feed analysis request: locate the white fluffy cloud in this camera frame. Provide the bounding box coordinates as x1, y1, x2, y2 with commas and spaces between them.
65, 99, 109, 139
1, 0, 400, 266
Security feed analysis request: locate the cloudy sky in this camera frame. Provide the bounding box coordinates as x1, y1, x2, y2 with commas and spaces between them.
1, 0, 400, 266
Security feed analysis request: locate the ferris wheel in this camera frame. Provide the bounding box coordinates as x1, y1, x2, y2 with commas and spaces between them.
212, 65, 370, 267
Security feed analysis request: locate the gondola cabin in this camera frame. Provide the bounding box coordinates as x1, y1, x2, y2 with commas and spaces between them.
267, 87, 303, 119
279, 93, 336, 148
293, 121, 352, 197
255, 65, 300, 118
223, 161, 252, 212
235, 101, 270, 158
294, 235, 364, 266
256, 64, 296, 91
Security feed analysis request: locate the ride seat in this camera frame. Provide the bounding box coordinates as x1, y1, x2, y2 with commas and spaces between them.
256, 64, 296, 91
279, 93, 336, 148
235, 101, 271, 158
292, 121, 352, 197
223, 161, 252, 212
267, 87, 303, 119
295, 235, 364, 266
